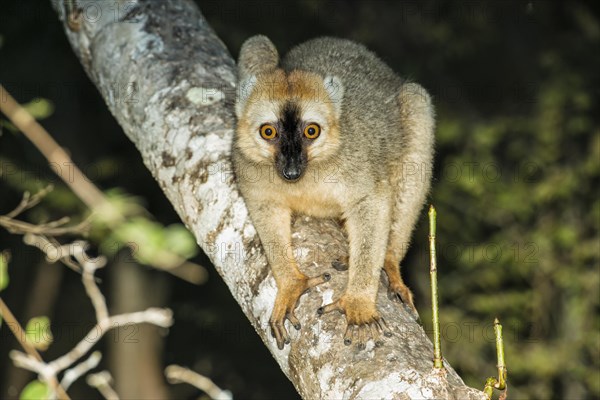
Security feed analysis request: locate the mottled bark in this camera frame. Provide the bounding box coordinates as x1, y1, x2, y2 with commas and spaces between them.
51, 0, 485, 398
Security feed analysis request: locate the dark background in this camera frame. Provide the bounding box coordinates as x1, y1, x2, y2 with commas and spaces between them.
1, 1, 599, 399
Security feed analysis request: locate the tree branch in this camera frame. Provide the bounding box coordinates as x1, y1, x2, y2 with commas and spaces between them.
50, 0, 485, 397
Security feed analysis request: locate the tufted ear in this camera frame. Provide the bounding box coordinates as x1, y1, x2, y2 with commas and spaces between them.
323, 75, 344, 118
237, 35, 279, 82
235, 75, 257, 118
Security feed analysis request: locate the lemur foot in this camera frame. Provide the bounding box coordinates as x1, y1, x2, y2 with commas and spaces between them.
270, 272, 331, 350
387, 282, 420, 322
317, 294, 391, 349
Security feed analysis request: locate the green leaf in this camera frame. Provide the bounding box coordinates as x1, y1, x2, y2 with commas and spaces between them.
19, 380, 51, 400
22, 98, 54, 120
25, 316, 53, 351
165, 224, 198, 259
0, 251, 9, 292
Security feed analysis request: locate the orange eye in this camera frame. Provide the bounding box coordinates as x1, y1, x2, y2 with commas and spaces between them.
304, 123, 321, 139
260, 124, 277, 140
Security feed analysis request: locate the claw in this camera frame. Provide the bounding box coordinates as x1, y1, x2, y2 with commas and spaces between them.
331, 260, 348, 271
403, 303, 421, 323
379, 318, 393, 337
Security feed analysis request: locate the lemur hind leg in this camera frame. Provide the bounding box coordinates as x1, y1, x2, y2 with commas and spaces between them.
384, 82, 435, 321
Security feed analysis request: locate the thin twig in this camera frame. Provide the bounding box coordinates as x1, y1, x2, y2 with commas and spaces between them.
60, 351, 102, 391
23, 234, 82, 273
483, 318, 508, 399
8, 306, 172, 393
0, 299, 71, 400
0, 85, 112, 213
4, 240, 173, 398
87, 371, 119, 400
166, 365, 233, 400
5, 185, 54, 219
47, 309, 173, 375
429, 205, 444, 369
71, 241, 109, 322
0, 215, 90, 236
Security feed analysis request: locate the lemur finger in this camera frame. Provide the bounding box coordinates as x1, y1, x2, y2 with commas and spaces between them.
387, 287, 401, 301
317, 300, 342, 316
343, 324, 355, 346
270, 319, 290, 350
403, 303, 421, 324
270, 322, 284, 349
379, 318, 393, 337
370, 322, 384, 347
288, 312, 301, 330
306, 272, 331, 288
356, 326, 368, 350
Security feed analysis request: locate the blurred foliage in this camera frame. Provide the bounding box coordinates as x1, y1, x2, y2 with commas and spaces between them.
0, 251, 8, 292
423, 6, 600, 399
94, 189, 199, 268
0, 98, 54, 134
0, 157, 199, 275
0, 251, 8, 327
19, 380, 50, 400
24, 316, 53, 352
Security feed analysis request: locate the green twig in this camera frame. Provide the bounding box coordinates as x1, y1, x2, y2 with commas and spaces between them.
484, 318, 508, 399
429, 205, 444, 369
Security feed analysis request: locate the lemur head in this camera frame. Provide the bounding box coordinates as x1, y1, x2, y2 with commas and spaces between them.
235, 35, 344, 182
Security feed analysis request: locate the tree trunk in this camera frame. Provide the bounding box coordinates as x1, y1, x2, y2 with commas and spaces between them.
51, 1, 486, 398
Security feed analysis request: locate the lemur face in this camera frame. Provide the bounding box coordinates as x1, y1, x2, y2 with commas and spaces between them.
235, 69, 343, 182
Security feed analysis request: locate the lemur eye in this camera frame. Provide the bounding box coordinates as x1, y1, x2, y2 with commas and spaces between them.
304, 123, 321, 139
260, 124, 277, 140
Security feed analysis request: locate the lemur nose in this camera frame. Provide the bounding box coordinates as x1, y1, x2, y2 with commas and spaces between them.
283, 166, 302, 181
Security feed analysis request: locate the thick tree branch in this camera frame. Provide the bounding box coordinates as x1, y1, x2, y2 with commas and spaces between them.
50, 0, 485, 398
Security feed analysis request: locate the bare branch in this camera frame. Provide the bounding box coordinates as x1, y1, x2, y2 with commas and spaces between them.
0, 215, 90, 236
165, 365, 233, 400
61, 351, 102, 391
5, 185, 54, 219
47, 309, 173, 376
86, 371, 120, 400
0, 299, 71, 400
70, 241, 109, 321
23, 234, 83, 273
2, 239, 172, 398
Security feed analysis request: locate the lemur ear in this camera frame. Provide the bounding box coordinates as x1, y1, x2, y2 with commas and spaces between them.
236, 35, 279, 118
235, 75, 257, 118
323, 76, 344, 117
238, 35, 279, 81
